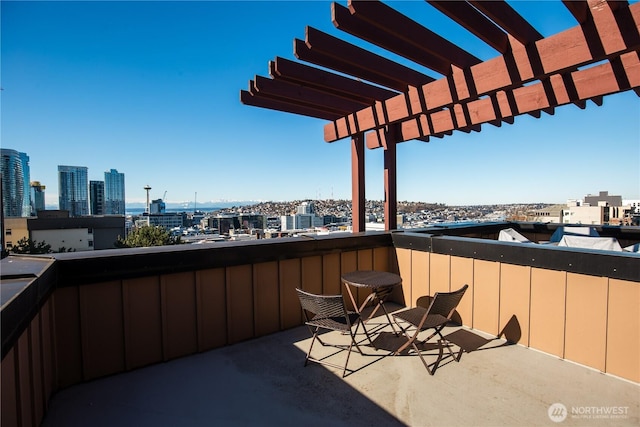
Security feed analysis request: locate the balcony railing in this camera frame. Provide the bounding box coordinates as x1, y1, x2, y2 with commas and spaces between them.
1, 222, 638, 426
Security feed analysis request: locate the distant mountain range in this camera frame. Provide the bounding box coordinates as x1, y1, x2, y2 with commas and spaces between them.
45, 201, 258, 211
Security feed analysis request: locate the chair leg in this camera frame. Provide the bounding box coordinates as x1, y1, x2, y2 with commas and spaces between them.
342, 336, 355, 378
441, 338, 460, 362
394, 324, 421, 355
413, 340, 441, 375
358, 319, 375, 347
305, 324, 329, 347
379, 303, 398, 335
305, 331, 319, 367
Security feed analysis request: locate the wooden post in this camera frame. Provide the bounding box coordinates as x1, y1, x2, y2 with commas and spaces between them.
384, 126, 397, 231
351, 134, 365, 233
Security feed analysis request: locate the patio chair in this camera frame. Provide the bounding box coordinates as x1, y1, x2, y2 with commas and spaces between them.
392, 284, 468, 375
296, 288, 374, 377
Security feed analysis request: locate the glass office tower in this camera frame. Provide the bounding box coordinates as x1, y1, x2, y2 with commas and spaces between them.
1, 149, 31, 217
104, 169, 125, 215
58, 165, 89, 217
90, 180, 105, 215
30, 181, 46, 214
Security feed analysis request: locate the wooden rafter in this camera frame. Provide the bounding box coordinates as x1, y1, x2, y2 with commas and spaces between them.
345, 0, 481, 71
303, 27, 434, 89
241, 88, 341, 121
468, 1, 543, 46
270, 57, 396, 105
253, 75, 367, 115
333, 3, 446, 73
427, 0, 512, 54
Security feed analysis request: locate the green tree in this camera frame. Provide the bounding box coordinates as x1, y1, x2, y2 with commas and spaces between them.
10, 237, 52, 254
115, 226, 182, 248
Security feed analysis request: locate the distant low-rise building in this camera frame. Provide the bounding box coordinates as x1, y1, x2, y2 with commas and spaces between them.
584, 191, 622, 207
3, 210, 125, 252
526, 204, 565, 223
146, 212, 185, 229
206, 215, 240, 235
568, 191, 633, 225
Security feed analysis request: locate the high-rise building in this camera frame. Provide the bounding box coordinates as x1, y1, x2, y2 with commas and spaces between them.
30, 181, 46, 214
58, 165, 89, 217
104, 169, 125, 215
90, 181, 105, 215
1, 149, 31, 217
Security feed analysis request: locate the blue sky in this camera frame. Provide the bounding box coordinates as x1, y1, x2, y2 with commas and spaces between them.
2, 0, 639, 207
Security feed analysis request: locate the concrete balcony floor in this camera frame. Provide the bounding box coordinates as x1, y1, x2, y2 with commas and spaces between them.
42, 308, 639, 427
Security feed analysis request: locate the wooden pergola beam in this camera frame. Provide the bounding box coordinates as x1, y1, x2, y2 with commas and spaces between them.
253, 75, 369, 116
427, 0, 511, 53
362, 51, 639, 143
304, 27, 435, 88
342, 0, 481, 72
324, 0, 640, 142
469, 0, 544, 45
240, 89, 341, 121
332, 2, 455, 76
294, 39, 410, 93
270, 57, 396, 105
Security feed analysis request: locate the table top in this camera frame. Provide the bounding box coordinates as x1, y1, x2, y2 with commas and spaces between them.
341, 270, 402, 289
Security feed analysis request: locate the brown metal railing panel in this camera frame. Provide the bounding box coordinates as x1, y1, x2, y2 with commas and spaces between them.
195, 268, 227, 351
429, 253, 451, 296
79, 281, 125, 380
607, 279, 640, 382
498, 264, 532, 346
161, 272, 198, 361
529, 268, 567, 358
340, 250, 359, 310
411, 250, 430, 308
123, 276, 163, 370
41, 299, 55, 414
253, 261, 280, 337
356, 248, 374, 307
53, 287, 83, 387
321, 252, 341, 296
373, 247, 391, 274
279, 258, 302, 330
451, 256, 474, 327
396, 248, 412, 306
472, 260, 501, 336
226, 265, 254, 344
29, 315, 44, 424
565, 274, 608, 372
16, 333, 32, 427
1, 348, 18, 426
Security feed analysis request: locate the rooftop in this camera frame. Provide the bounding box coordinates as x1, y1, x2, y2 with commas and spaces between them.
2, 222, 638, 427
42, 312, 639, 427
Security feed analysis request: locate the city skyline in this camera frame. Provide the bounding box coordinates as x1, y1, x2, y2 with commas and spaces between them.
2, 1, 639, 207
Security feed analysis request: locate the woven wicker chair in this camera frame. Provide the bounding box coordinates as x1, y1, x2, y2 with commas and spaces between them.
296, 288, 373, 377
392, 284, 468, 375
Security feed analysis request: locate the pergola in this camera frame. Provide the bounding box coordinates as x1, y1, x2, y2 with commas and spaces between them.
241, 0, 640, 231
